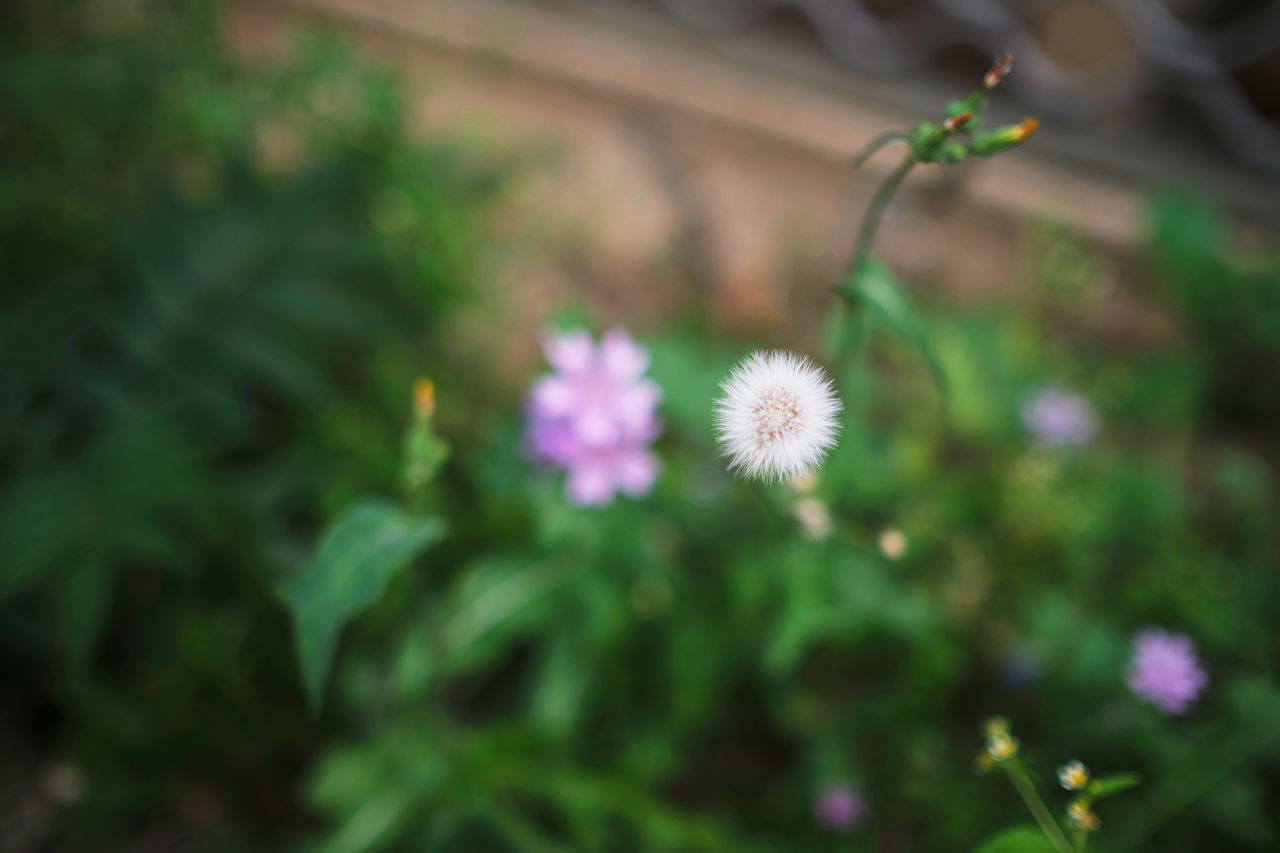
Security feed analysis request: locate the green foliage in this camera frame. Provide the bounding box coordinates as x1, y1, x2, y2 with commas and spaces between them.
281, 500, 444, 708
3, 4, 1279, 852
1145, 191, 1280, 437
0, 0, 503, 842
1089, 773, 1142, 800
975, 825, 1058, 853
837, 258, 948, 400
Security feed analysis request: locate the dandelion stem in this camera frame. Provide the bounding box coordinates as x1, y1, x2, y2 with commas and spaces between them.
1005, 762, 1074, 853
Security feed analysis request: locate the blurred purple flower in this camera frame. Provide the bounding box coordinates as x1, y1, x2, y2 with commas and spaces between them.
1021, 386, 1098, 447
526, 327, 661, 506
1128, 628, 1207, 715
813, 785, 867, 832
999, 647, 1041, 689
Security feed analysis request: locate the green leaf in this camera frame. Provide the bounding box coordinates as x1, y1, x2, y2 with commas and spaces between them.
58, 557, 113, 675
837, 258, 948, 400
314, 790, 415, 853
646, 334, 736, 438
280, 499, 444, 709
0, 470, 79, 598
1088, 772, 1141, 800
530, 628, 591, 736
973, 825, 1057, 853
441, 559, 575, 672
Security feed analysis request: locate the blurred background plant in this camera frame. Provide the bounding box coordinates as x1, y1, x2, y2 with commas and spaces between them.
2, 2, 1279, 852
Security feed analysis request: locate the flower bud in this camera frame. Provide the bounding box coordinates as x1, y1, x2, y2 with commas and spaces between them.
1057, 760, 1089, 791
879, 528, 908, 560
986, 733, 1018, 761
942, 143, 968, 164
983, 54, 1014, 90
971, 118, 1039, 157
910, 121, 947, 162
944, 112, 974, 133
792, 497, 833, 540
405, 377, 449, 495
1067, 798, 1100, 830
790, 471, 818, 493
413, 378, 436, 420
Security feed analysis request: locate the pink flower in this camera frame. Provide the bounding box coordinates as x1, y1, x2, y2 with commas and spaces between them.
1128, 628, 1208, 715
526, 328, 661, 506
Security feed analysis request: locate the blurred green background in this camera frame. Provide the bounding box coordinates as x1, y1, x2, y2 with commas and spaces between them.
2, 2, 1279, 851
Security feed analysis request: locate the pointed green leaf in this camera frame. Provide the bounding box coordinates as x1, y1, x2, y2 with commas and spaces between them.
58, 558, 113, 675
838, 259, 948, 399
280, 499, 444, 709
1088, 772, 1141, 800
531, 628, 590, 736
973, 825, 1057, 853
0, 470, 79, 598
441, 559, 575, 672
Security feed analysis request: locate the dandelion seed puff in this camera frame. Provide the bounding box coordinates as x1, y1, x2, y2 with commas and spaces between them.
714, 350, 842, 481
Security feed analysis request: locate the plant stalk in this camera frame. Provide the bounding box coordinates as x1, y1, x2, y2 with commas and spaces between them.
842, 150, 917, 292
830, 150, 917, 380
1005, 762, 1074, 853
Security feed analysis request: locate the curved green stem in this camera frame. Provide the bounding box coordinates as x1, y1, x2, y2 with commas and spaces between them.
849, 131, 911, 168
845, 151, 917, 285
829, 151, 917, 374
1005, 762, 1074, 853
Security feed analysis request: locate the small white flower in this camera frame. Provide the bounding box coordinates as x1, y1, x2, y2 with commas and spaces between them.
1057, 760, 1089, 791
714, 351, 842, 481
878, 528, 908, 560
791, 497, 833, 540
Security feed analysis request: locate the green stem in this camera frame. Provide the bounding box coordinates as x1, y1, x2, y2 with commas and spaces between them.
1005, 763, 1074, 853
830, 151, 916, 377
849, 131, 911, 168
845, 151, 917, 288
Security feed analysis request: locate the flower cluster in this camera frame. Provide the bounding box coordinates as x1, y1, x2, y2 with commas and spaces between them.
980, 716, 1019, 767
978, 719, 1141, 848
1128, 628, 1208, 715
526, 328, 662, 506
1068, 797, 1101, 832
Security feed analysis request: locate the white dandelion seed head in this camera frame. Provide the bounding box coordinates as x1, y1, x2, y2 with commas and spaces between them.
714, 350, 842, 481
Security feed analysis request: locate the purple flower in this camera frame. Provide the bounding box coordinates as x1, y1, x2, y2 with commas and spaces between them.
1128, 628, 1207, 715
526, 328, 661, 506
1021, 386, 1098, 447
999, 647, 1041, 689
813, 785, 867, 832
